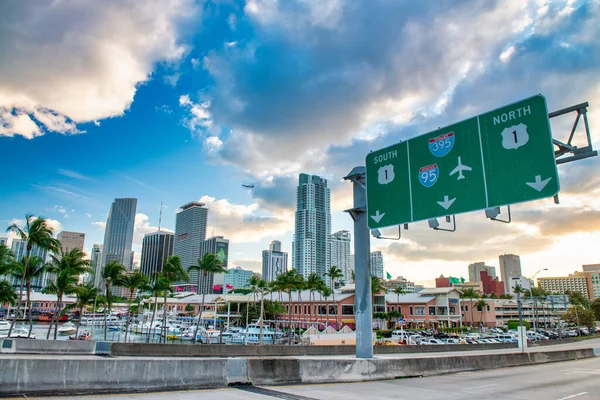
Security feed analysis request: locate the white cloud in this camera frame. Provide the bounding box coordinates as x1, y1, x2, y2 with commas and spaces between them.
499, 45, 516, 63
133, 213, 173, 247
92, 221, 106, 231
179, 95, 214, 136
199, 195, 292, 243
0, 0, 198, 138
85, 213, 92, 218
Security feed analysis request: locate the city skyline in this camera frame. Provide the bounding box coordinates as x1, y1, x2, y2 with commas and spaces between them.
1, 1, 599, 286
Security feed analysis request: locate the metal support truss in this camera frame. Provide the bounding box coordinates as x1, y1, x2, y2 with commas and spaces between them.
549, 102, 597, 164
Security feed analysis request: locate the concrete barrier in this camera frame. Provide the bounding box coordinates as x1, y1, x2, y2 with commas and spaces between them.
0, 338, 97, 355
0, 356, 230, 397
1, 348, 595, 396
109, 342, 515, 357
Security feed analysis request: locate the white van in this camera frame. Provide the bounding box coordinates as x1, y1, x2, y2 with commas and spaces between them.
497, 334, 517, 343
391, 330, 409, 342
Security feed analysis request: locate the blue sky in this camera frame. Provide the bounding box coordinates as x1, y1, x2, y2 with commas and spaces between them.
1, 0, 600, 284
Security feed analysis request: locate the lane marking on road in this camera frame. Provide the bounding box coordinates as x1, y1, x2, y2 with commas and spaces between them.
557, 392, 588, 400
235, 385, 319, 400
461, 383, 497, 391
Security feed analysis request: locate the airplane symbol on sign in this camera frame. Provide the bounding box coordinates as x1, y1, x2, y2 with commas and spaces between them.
450, 157, 472, 180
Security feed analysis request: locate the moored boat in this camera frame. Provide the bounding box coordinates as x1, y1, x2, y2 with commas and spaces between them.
57, 322, 77, 335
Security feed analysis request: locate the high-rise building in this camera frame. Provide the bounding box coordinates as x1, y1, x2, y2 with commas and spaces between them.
582, 264, 600, 300
199, 236, 229, 294
292, 173, 331, 280
0, 236, 8, 246
262, 240, 288, 282
499, 254, 522, 293
370, 251, 384, 280
102, 198, 137, 270
91, 244, 104, 289
538, 273, 592, 301
57, 231, 85, 253
468, 261, 496, 282
10, 239, 49, 290
173, 202, 208, 289
223, 267, 253, 293
328, 230, 351, 286
141, 231, 175, 277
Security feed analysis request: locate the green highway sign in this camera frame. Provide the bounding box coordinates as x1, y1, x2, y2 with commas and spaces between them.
366, 95, 560, 229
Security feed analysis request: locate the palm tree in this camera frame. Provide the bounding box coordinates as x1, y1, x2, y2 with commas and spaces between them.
11, 255, 47, 337
146, 274, 172, 343
0, 281, 18, 307
119, 271, 150, 342
325, 266, 344, 327
6, 214, 60, 335
276, 270, 301, 343
68, 283, 97, 337
393, 286, 406, 307
306, 273, 322, 324
319, 284, 332, 328
475, 298, 487, 329
461, 288, 479, 328
0, 244, 15, 276
188, 253, 225, 343
161, 255, 188, 343
45, 248, 93, 339
294, 274, 306, 325
101, 260, 126, 340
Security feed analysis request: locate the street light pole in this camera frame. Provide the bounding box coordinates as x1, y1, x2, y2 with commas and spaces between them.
528, 268, 548, 333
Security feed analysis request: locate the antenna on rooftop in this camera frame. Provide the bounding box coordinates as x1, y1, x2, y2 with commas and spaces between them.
158, 202, 163, 231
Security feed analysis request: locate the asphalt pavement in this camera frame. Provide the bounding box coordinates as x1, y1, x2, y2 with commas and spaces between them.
29, 356, 600, 400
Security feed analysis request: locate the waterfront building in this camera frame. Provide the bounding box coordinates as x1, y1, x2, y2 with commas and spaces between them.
538, 272, 593, 301
223, 267, 253, 293
468, 261, 496, 282
102, 198, 137, 270
499, 254, 522, 294
173, 201, 208, 289
262, 240, 288, 283
141, 231, 174, 277
91, 244, 104, 289
199, 236, 229, 294
370, 251, 384, 280
292, 174, 331, 280
57, 231, 85, 253
9, 239, 49, 291
382, 276, 415, 293
328, 230, 351, 286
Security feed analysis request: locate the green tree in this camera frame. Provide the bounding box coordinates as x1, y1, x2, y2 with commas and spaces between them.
188, 253, 225, 343
146, 274, 172, 343
276, 269, 302, 341
160, 255, 188, 342
0, 281, 17, 306
306, 273, 324, 324
119, 271, 150, 342
11, 255, 48, 337
101, 260, 126, 340
475, 298, 488, 328
563, 305, 595, 328
565, 290, 590, 309
65, 283, 97, 337
591, 298, 600, 321
6, 215, 60, 336
461, 288, 479, 327
393, 286, 406, 307
319, 283, 332, 328
185, 304, 194, 313
0, 244, 15, 276
325, 266, 344, 324
45, 248, 93, 339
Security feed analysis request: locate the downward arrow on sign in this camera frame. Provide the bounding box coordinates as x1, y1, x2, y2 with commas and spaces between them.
437, 195, 456, 210
526, 175, 552, 192
371, 210, 385, 223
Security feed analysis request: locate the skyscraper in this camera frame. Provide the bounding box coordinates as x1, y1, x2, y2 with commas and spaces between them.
292, 173, 331, 280
370, 251, 384, 280
468, 261, 496, 282
102, 198, 137, 270
329, 230, 351, 286
199, 236, 229, 294
91, 244, 104, 289
141, 231, 174, 277
10, 239, 49, 290
499, 254, 522, 293
57, 231, 85, 253
173, 201, 208, 289
262, 240, 288, 282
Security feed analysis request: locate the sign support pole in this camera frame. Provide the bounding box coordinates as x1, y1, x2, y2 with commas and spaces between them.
344, 166, 373, 359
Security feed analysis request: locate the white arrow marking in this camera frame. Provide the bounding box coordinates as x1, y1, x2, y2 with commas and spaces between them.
526, 175, 552, 192
437, 195, 456, 210
371, 210, 385, 223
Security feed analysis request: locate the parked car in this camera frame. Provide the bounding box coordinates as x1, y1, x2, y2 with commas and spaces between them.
490, 327, 504, 334
465, 332, 480, 339
421, 338, 445, 345
497, 334, 518, 343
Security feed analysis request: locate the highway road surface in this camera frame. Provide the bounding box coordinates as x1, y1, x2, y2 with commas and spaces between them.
31, 356, 600, 400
